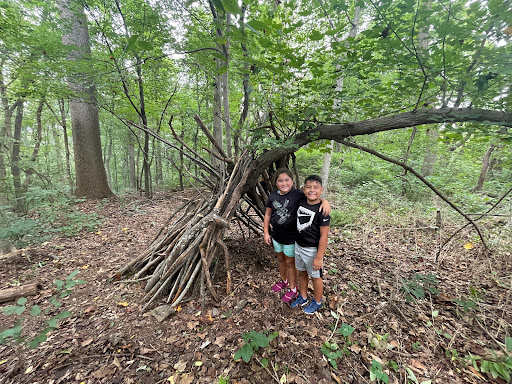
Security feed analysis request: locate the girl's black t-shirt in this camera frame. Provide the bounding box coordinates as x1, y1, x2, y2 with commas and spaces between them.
266, 189, 304, 245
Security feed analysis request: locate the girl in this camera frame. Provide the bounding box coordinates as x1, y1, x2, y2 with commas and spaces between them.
263, 169, 331, 303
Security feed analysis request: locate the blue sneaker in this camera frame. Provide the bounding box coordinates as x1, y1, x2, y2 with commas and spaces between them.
304, 300, 322, 314
291, 295, 308, 308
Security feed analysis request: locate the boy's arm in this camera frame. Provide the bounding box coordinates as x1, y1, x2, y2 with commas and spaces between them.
313, 226, 330, 270
319, 198, 331, 215
263, 207, 272, 245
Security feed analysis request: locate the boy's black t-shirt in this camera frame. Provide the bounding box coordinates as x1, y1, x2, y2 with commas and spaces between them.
296, 201, 331, 248
266, 189, 305, 245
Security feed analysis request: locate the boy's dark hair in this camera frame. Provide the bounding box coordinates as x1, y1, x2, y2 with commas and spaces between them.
274, 168, 294, 183
304, 174, 323, 185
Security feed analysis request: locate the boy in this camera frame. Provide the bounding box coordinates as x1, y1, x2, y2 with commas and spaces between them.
291, 175, 330, 314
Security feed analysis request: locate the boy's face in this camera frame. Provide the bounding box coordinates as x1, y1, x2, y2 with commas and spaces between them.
304, 180, 323, 203
276, 173, 293, 194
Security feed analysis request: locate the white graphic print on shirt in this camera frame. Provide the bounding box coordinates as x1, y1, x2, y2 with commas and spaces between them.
297, 205, 315, 232
272, 199, 291, 225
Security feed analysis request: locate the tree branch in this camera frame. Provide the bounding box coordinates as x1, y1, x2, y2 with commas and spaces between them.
338, 139, 487, 249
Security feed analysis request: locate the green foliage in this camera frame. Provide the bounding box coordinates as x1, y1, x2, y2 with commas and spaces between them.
0, 191, 104, 248
233, 330, 278, 363
321, 318, 355, 369
370, 359, 389, 383
0, 270, 85, 349
401, 273, 439, 302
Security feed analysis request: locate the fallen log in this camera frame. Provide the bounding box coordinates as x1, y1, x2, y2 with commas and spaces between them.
0, 283, 41, 304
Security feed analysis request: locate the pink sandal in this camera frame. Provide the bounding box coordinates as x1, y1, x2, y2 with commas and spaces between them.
272, 280, 288, 292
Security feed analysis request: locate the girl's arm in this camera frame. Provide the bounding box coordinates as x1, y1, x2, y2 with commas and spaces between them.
263, 207, 272, 245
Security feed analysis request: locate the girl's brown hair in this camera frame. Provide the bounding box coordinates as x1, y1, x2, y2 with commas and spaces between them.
274, 168, 294, 184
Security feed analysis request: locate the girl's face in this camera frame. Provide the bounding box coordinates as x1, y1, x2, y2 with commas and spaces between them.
276, 173, 293, 194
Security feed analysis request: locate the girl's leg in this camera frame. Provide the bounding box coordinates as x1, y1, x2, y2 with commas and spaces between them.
285, 256, 297, 289
276, 252, 287, 281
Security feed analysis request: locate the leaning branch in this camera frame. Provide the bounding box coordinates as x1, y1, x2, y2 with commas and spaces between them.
339, 139, 488, 250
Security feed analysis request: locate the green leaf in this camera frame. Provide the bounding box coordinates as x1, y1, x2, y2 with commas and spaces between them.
236, 343, 255, 362
221, 0, 243, 16
3, 305, 25, 315
247, 20, 267, 31
137, 40, 153, 51
505, 337, 512, 352
310, 30, 324, 41
66, 270, 80, 281
54, 279, 65, 290
124, 35, 139, 54
30, 305, 41, 316
249, 331, 270, 348
53, 311, 72, 319
260, 358, 268, 368
339, 323, 355, 337
210, 0, 225, 12
17, 297, 27, 306
29, 333, 47, 349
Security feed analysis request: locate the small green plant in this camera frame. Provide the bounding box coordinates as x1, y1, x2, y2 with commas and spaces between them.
234, 330, 278, 363
412, 341, 422, 350
0, 270, 86, 348
322, 320, 355, 369
401, 273, 439, 302
463, 338, 512, 382
218, 376, 230, 384
370, 359, 389, 383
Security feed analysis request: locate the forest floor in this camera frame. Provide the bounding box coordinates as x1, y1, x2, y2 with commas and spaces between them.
1, 191, 511, 384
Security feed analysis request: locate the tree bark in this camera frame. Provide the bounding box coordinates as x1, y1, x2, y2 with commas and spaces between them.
0, 283, 41, 304
475, 144, 497, 192
59, 0, 113, 199
11, 100, 24, 212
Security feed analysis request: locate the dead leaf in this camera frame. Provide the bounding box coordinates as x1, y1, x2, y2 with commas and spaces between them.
214, 336, 226, 347
306, 327, 318, 338
118, 302, 128, 307
25, 366, 34, 374
179, 373, 194, 384
81, 337, 94, 347
464, 242, 473, 250
467, 366, 485, 379
331, 371, 341, 383
389, 340, 399, 349
349, 344, 361, 354
173, 360, 187, 372
409, 358, 427, 371
112, 357, 122, 370
187, 321, 199, 329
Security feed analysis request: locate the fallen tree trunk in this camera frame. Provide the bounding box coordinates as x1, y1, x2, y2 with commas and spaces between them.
0, 283, 41, 304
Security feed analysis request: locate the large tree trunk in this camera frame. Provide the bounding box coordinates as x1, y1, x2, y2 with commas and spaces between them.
11, 100, 24, 212
59, 0, 113, 199
321, 6, 360, 190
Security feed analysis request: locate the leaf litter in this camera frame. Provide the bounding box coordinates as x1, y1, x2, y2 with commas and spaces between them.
0, 191, 511, 383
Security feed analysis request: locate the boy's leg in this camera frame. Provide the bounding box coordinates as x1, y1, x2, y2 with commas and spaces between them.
312, 277, 323, 303
297, 270, 309, 299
